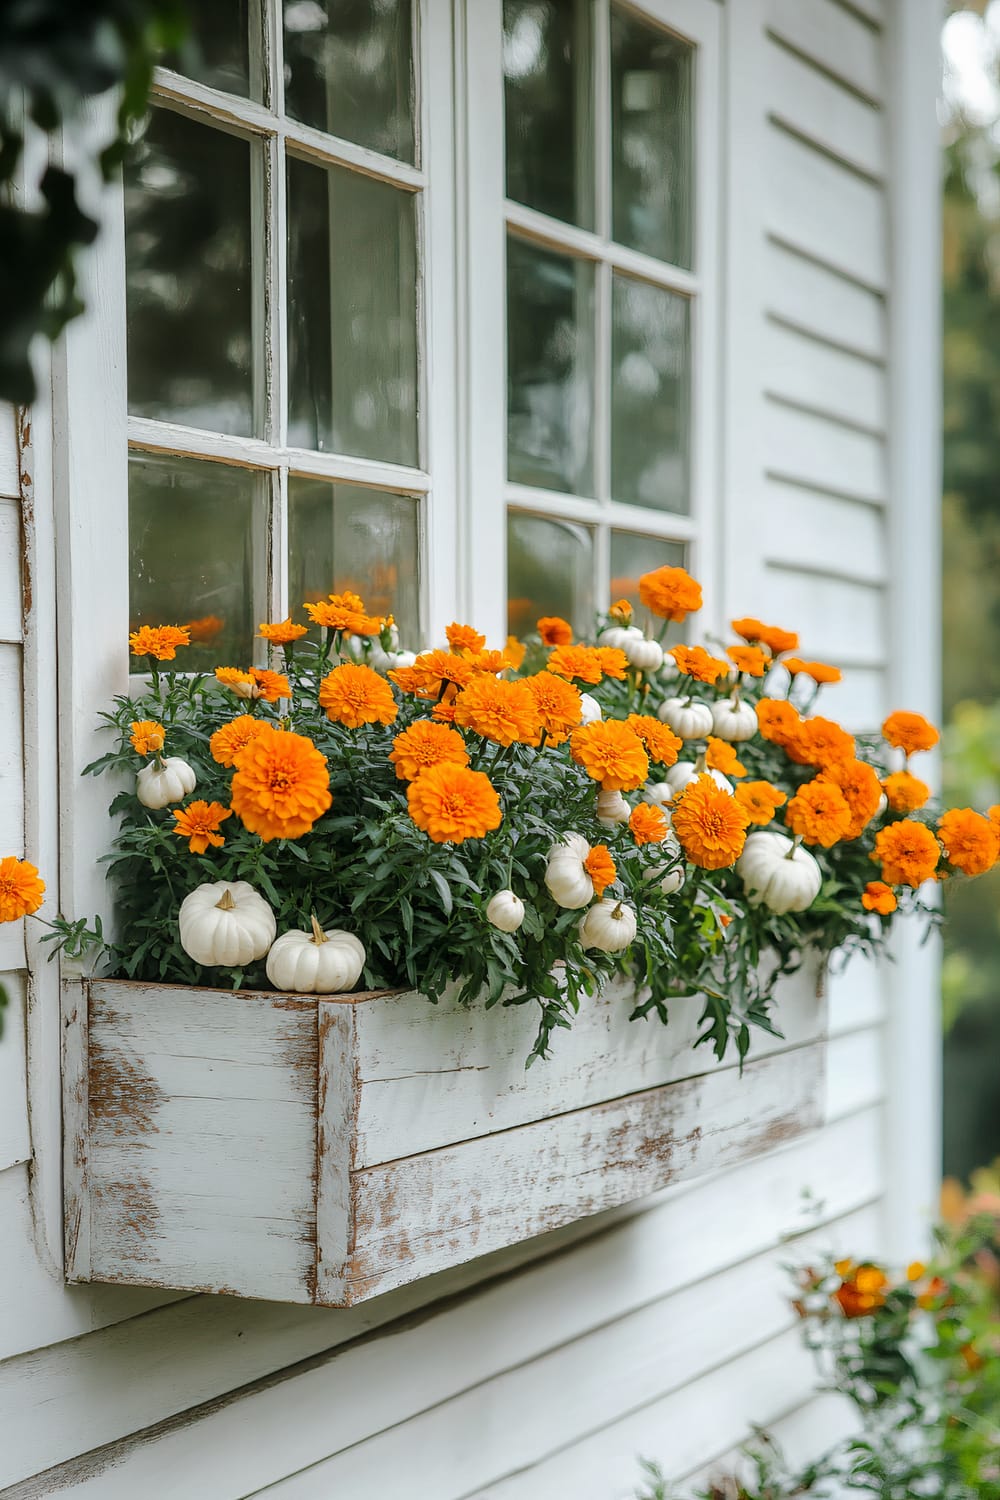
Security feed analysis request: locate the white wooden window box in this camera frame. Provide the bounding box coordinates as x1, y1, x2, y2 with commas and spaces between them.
62, 975, 825, 1307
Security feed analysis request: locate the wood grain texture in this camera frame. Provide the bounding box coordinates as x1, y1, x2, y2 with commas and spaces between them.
0, 497, 23, 643
0, 970, 30, 1171
0, 404, 18, 499
0, 643, 25, 855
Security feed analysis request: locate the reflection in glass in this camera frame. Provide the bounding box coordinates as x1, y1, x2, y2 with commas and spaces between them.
164, 2, 253, 98
503, 0, 593, 228
507, 236, 595, 496
507, 512, 593, 639
611, 275, 690, 512
611, 5, 693, 268
125, 108, 254, 435
283, 0, 414, 163
287, 156, 418, 466
289, 479, 420, 645
129, 453, 262, 669
610, 531, 686, 633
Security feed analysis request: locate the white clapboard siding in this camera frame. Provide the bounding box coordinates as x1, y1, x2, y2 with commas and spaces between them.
762, 564, 884, 665
0, 972, 30, 1170
0, 404, 18, 499
764, 401, 886, 504
764, 323, 886, 435
826, 1027, 884, 1120
678, 1389, 855, 1496
766, 241, 887, 360
0, 643, 25, 854
765, 128, 887, 289
766, 37, 884, 179
831, 665, 887, 732
827, 953, 884, 1037
765, 0, 883, 102
760, 479, 886, 586
0, 497, 22, 643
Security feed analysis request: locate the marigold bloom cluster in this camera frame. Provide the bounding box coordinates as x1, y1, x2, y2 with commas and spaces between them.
570, 721, 649, 791
625, 715, 682, 767
130, 720, 165, 757
536, 616, 573, 647
882, 770, 930, 814
731, 619, 799, 655
670, 645, 730, 685
389, 721, 469, 781
705, 738, 746, 778
319, 663, 398, 728
629, 803, 668, 846
583, 845, 617, 897
259, 618, 308, 646
937, 808, 999, 877
128, 624, 190, 661
672, 776, 750, 870
0, 856, 45, 923
171, 801, 232, 854
784, 715, 855, 769
873, 820, 940, 888
834, 1264, 889, 1318
783, 658, 842, 685
210, 715, 267, 767
546, 643, 627, 685
445, 622, 486, 655
862, 882, 897, 915
734, 780, 786, 826
406, 763, 502, 843
524, 673, 583, 745
304, 591, 382, 634
726, 645, 768, 677
390, 650, 474, 698
230, 726, 332, 842
639, 565, 702, 622
821, 758, 882, 840
882, 711, 939, 756
785, 779, 852, 848
454, 677, 540, 746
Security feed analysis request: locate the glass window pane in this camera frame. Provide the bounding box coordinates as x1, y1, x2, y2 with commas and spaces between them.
287, 157, 418, 467
610, 531, 686, 623
283, 0, 415, 163
503, 0, 593, 229
129, 453, 263, 669
507, 236, 595, 496
611, 5, 693, 269
289, 479, 420, 646
507, 513, 593, 639
611, 275, 690, 512
125, 108, 254, 436
164, 2, 253, 98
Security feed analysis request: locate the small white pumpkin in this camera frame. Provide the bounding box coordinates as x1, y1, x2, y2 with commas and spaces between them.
178, 881, 276, 968
657, 697, 714, 740
265, 916, 366, 993
624, 636, 664, 673
735, 831, 823, 915
666, 761, 733, 798
579, 692, 603, 725
596, 789, 630, 827
579, 899, 638, 953
137, 756, 197, 809
711, 694, 758, 743
598, 624, 643, 651
545, 833, 595, 909
642, 781, 675, 814
486, 889, 526, 933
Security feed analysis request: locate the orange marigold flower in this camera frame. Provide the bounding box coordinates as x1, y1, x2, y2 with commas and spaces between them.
389, 721, 470, 782
672, 775, 750, 870
731, 617, 767, 643
130, 719, 165, 757
626, 714, 682, 767
171, 800, 232, 854
503, 635, 526, 672
583, 844, 617, 897
705, 737, 747, 778
756, 697, 801, 746
629, 803, 668, 847
727, 645, 768, 678
258, 618, 308, 646
546, 644, 605, 685
594, 646, 629, 680
250, 668, 290, 703
523, 673, 583, 745
821, 758, 883, 839
0, 856, 45, 922
454, 676, 540, 746
785, 778, 853, 847
938, 807, 1000, 876
784, 657, 842, 685
128, 624, 190, 661
304, 591, 382, 635
215, 667, 256, 699
862, 881, 897, 915
186, 614, 225, 643
639, 565, 703, 622
758, 625, 799, 656
873, 819, 940, 888
670, 644, 731, 686
230, 725, 332, 842
882, 771, 930, 814
210, 714, 267, 768
537, 615, 573, 647
882, 710, 939, 756
834, 1265, 888, 1318
432, 700, 458, 724
446, 622, 487, 655
319, 663, 398, 729
570, 721, 649, 791
608, 598, 633, 624
734, 780, 787, 826
392, 649, 475, 698
406, 762, 502, 843
785, 715, 855, 769
467, 649, 510, 676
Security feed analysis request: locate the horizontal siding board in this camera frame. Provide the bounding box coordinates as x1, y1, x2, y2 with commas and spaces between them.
760, 478, 886, 585
0, 498, 22, 642
0, 643, 24, 854
765, 0, 883, 101
766, 241, 886, 359
0, 405, 17, 500
0, 971, 29, 1170
827, 954, 885, 1037
679, 1390, 855, 1493
764, 400, 886, 503
765, 128, 887, 289
767, 37, 885, 179
829, 664, 886, 731
764, 323, 886, 435
762, 563, 884, 664
0, 1107, 884, 1490
826, 1026, 883, 1121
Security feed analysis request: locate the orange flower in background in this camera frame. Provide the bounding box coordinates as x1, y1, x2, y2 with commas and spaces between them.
938, 807, 1000, 876
0, 856, 45, 923
608, 599, 633, 625
446, 622, 486, 655
546, 644, 605, 685
406, 762, 502, 843
672, 775, 750, 870
757, 625, 799, 656
639, 565, 703, 622
882, 710, 939, 756
594, 646, 629, 680
670, 644, 731, 685
705, 737, 747, 778
883, 770, 931, 814
304, 591, 382, 635
570, 721, 649, 791
186, 614, 225, 644
629, 803, 668, 846
454, 676, 540, 746
626, 715, 682, 767
784, 715, 855, 769
250, 668, 290, 703
171, 800, 232, 854
821, 758, 883, 839
862, 881, 897, 915
128, 624, 190, 661
523, 673, 583, 745
834, 1264, 888, 1318
783, 658, 842, 685
537, 615, 574, 647
130, 720, 165, 757
210, 714, 267, 768
785, 779, 853, 847
389, 721, 470, 781
432, 700, 458, 724
584, 844, 617, 897
726, 645, 768, 678
230, 726, 332, 842
215, 667, 256, 699
466, 649, 510, 676
731, 617, 767, 643
259, 618, 308, 647
503, 635, 526, 671
873, 819, 940, 888
320, 663, 398, 729
392, 649, 475, 698
756, 697, 801, 747
735, 780, 787, 826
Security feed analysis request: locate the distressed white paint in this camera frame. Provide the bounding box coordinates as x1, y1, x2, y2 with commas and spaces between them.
0, 403, 18, 498
0, 971, 30, 1170
0, 498, 22, 642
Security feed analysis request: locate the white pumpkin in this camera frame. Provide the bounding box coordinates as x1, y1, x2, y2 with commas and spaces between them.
624, 636, 664, 673
486, 889, 525, 933
642, 781, 675, 814
735, 831, 823, 915
137, 756, 197, 809
579, 692, 602, 725
178, 881, 276, 968
644, 832, 685, 895
545, 833, 595, 909
596, 789, 630, 827
579, 899, 637, 953
657, 697, 714, 740
599, 625, 643, 651
666, 761, 733, 798
265, 916, 366, 993
711, 694, 758, 743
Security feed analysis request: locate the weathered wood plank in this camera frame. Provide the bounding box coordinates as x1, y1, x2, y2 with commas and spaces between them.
0, 971, 29, 1172
0, 497, 22, 643
766, 239, 886, 359
767, 36, 885, 179
764, 321, 886, 435
0, 642, 25, 855
0, 404, 18, 500
62, 980, 92, 1280
766, 0, 883, 102
765, 127, 887, 290
314, 1003, 355, 1304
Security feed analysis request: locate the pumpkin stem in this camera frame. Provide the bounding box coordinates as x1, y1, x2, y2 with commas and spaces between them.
613, 901, 624, 919
216, 888, 236, 911
694, 751, 707, 774
310, 913, 328, 945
